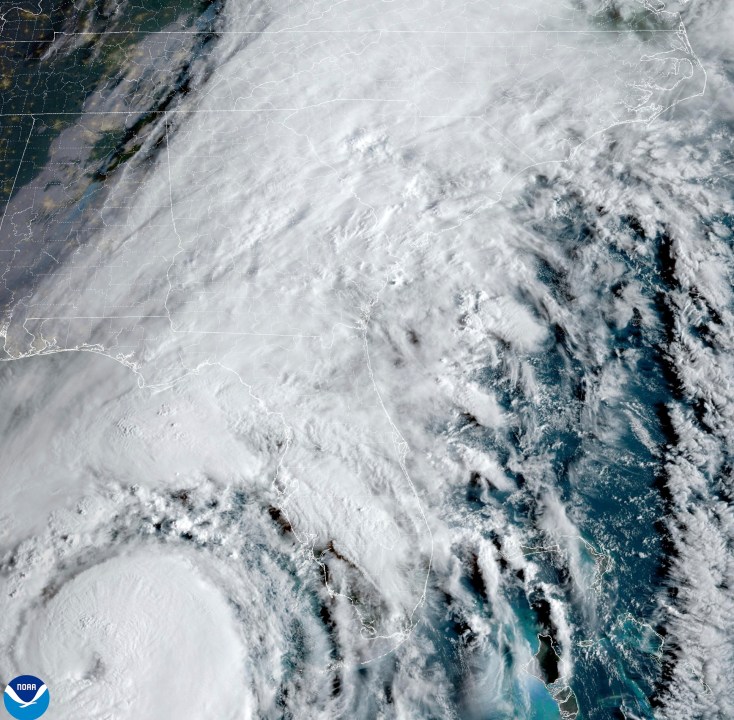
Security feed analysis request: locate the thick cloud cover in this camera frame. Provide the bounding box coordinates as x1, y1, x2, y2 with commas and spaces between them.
1, 0, 732, 717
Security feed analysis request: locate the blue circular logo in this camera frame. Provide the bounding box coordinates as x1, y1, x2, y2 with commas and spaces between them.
3, 676, 49, 719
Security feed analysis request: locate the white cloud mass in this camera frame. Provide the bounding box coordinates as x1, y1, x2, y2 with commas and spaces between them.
1, 0, 733, 718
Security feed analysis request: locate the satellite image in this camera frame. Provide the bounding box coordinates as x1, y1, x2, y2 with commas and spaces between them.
0, 0, 732, 718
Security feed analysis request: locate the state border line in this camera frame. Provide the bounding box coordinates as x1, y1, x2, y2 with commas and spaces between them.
2, 28, 682, 41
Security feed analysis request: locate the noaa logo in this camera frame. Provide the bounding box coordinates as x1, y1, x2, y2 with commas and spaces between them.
3, 676, 49, 719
